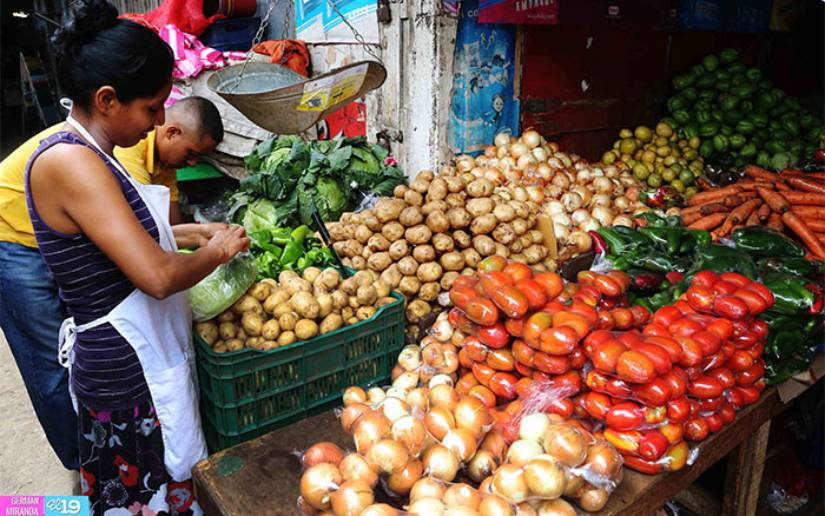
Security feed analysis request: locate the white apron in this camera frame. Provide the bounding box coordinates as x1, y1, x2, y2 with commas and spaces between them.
56, 115, 208, 482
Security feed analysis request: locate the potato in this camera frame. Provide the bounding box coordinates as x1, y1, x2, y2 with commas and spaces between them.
467, 178, 494, 198
410, 178, 431, 194
273, 302, 293, 318
404, 189, 424, 206
333, 241, 348, 256
231, 295, 262, 315
419, 282, 440, 302
493, 203, 517, 222
380, 265, 403, 289
278, 331, 297, 347
463, 248, 482, 268
331, 290, 349, 310
283, 277, 312, 296
316, 269, 341, 290
354, 270, 376, 286
302, 267, 322, 284
453, 230, 472, 249
492, 223, 516, 244
348, 296, 360, 309
339, 213, 357, 225
340, 277, 360, 295
512, 218, 529, 235
447, 208, 472, 229
416, 262, 443, 283
362, 213, 382, 233
241, 312, 264, 337
367, 252, 392, 272
354, 224, 372, 244
440, 271, 460, 291
261, 319, 281, 340
382, 222, 405, 241
399, 206, 424, 227
217, 310, 234, 323
388, 240, 409, 261
524, 244, 548, 265
494, 243, 510, 258
263, 288, 290, 314
328, 222, 349, 241
295, 319, 319, 340
246, 337, 264, 350
196, 322, 219, 345
375, 198, 406, 222
398, 256, 419, 276
470, 213, 497, 235
356, 306, 377, 321
357, 285, 378, 306
412, 245, 436, 264
225, 338, 244, 352
367, 234, 391, 252
342, 307, 354, 321
376, 296, 396, 308
352, 256, 368, 270
291, 291, 321, 319
236, 328, 247, 341
213, 340, 226, 353
421, 200, 449, 216
529, 229, 544, 245
445, 193, 467, 208
442, 175, 462, 193
373, 280, 391, 298
276, 312, 297, 332
510, 201, 530, 219
406, 300, 432, 324
319, 314, 344, 334
426, 178, 448, 202
262, 340, 278, 351
405, 225, 432, 245
519, 234, 533, 248
394, 184, 409, 199
466, 197, 494, 218
317, 294, 333, 317
248, 282, 272, 302
509, 239, 524, 253
418, 170, 435, 181
361, 247, 373, 260
399, 276, 422, 296
432, 233, 455, 253
440, 251, 465, 271
472, 235, 496, 256
461, 267, 475, 276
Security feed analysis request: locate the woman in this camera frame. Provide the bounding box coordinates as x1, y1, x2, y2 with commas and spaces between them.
25, 1, 248, 513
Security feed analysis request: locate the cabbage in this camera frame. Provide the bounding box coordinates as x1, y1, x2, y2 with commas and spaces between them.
188, 253, 257, 321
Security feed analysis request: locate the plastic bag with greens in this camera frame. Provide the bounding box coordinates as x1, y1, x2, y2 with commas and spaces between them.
187, 253, 257, 321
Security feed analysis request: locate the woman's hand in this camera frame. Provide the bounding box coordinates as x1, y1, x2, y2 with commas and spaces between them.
172, 222, 230, 249
206, 225, 250, 264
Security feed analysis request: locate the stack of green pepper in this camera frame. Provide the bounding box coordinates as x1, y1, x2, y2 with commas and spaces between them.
249, 225, 335, 280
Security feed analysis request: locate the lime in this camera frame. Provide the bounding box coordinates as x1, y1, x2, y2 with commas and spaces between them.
613, 140, 621, 150
664, 156, 677, 167
683, 150, 698, 161
685, 186, 699, 197
679, 169, 695, 186
635, 126, 653, 141
633, 163, 650, 180
656, 146, 671, 157
662, 169, 677, 182
689, 137, 701, 149
619, 128, 633, 139
655, 137, 669, 147
671, 179, 686, 193
656, 122, 674, 137
602, 151, 616, 164
671, 163, 683, 174
620, 138, 637, 154
642, 150, 656, 164
622, 155, 633, 164
647, 174, 663, 188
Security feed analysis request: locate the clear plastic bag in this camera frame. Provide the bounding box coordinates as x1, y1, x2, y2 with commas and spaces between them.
187, 252, 257, 321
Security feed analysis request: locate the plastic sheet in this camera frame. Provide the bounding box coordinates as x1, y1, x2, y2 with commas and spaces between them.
187, 252, 257, 321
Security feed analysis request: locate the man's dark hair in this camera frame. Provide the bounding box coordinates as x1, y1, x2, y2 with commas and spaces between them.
169, 96, 224, 144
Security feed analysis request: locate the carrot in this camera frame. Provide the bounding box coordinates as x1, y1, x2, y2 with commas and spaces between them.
791, 206, 825, 218
723, 192, 758, 207
700, 202, 730, 216
800, 219, 825, 232
782, 211, 825, 259
786, 176, 825, 194
767, 212, 784, 231
809, 172, 825, 180
695, 176, 715, 191
746, 210, 760, 226
688, 212, 728, 230
780, 192, 825, 205
775, 181, 792, 192
744, 165, 779, 182
687, 186, 743, 206
729, 198, 762, 224
757, 203, 771, 221
757, 186, 790, 213
681, 211, 703, 226
778, 169, 807, 178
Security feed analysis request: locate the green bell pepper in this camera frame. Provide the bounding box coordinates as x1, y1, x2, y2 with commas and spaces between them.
732, 226, 806, 257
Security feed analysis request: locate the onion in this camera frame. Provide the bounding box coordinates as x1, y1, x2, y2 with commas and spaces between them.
576, 486, 609, 512
560, 192, 582, 212
478, 495, 516, 516
563, 474, 584, 497
442, 428, 479, 462
584, 442, 623, 479
341, 403, 371, 434
303, 442, 346, 469
566, 231, 592, 254
526, 185, 545, 203
454, 397, 494, 436
467, 449, 499, 483
484, 146, 496, 159
625, 186, 640, 202
550, 212, 571, 227
593, 167, 604, 177
542, 424, 587, 468
470, 167, 484, 179
443, 483, 483, 509
553, 224, 570, 241
393, 371, 420, 391
666, 207, 682, 217
480, 430, 508, 462
367, 387, 387, 406
551, 173, 570, 190
613, 195, 630, 211
410, 477, 447, 502
579, 218, 601, 232
497, 146, 509, 159
612, 215, 634, 227
339, 453, 378, 488
422, 342, 446, 368
570, 209, 591, 226
406, 387, 430, 414
532, 147, 548, 162
408, 498, 446, 516
519, 413, 550, 443
439, 350, 460, 374
510, 143, 529, 159
353, 411, 391, 453
513, 187, 528, 202
361, 504, 400, 516
546, 200, 564, 216
590, 193, 612, 208
558, 154, 572, 168
485, 168, 506, 185
593, 176, 613, 193
517, 154, 537, 171
343, 387, 367, 406
501, 156, 517, 170
536, 162, 553, 180
604, 165, 619, 178
591, 205, 615, 226
523, 454, 566, 499
386, 387, 409, 401
391, 415, 427, 456
444, 507, 482, 516
491, 464, 529, 504
300, 463, 343, 510
387, 458, 424, 496
547, 157, 563, 169
380, 397, 411, 423
398, 345, 422, 372
575, 169, 593, 183
522, 130, 541, 149
424, 406, 456, 441
423, 444, 460, 481
516, 502, 538, 516
429, 384, 459, 410
429, 374, 455, 389
366, 438, 409, 475
535, 499, 577, 516
505, 439, 544, 468
391, 365, 404, 381
330, 479, 374, 516
495, 133, 510, 147
571, 185, 591, 205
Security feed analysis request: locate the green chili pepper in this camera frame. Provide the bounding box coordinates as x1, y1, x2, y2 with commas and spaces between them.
612, 226, 654, 247
761, 273, 816, 315
597, 227, 630, 255
732, 226, 806, 258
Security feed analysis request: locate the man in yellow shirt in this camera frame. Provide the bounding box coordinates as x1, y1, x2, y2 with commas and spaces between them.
0, 96, 224, 470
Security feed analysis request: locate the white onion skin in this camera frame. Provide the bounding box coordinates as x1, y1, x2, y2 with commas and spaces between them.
329, 479, 374, 516
300, 463, 343, 510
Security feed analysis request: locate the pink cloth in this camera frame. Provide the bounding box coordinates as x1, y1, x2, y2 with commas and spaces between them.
159, 24, 247, 79
165, 86, 186, 108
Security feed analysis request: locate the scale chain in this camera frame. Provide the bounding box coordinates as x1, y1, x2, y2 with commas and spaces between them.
327, 0, 384, 64
229, 0, 278, 92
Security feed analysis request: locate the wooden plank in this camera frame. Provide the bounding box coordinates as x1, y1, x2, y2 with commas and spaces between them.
673, 483, 722, 515
721, 419, 772, 516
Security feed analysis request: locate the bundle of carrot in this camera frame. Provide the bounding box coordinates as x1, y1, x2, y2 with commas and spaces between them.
681, 165, 825, 259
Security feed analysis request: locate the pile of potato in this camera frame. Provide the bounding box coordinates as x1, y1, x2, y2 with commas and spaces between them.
195, 268, 395, 353
327, 169, 554, 330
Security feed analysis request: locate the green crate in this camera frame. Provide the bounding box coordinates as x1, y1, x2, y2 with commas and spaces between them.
195, 291, 405, 452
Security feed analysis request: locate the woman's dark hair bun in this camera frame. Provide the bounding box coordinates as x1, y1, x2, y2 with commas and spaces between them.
52, 0, 119, 55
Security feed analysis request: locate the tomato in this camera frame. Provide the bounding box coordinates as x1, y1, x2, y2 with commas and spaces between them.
630, 342, 673, 375
449, 287, 479, 310
540, 325, 580, 355
605, 401, 645, 430
574, 285, 602, 307
606, 270, 632, 291
737, 385, 761, 405
523, 312, 552, 349
514, 361, 535, 378
452, 274, 478, 291
593, 275, 623, 297
706, 318, 734, 341
725, 388, 744, 410
686, 286, 715, 313
449, 308, 479, 335
684, 417, 710, 442
463, 336, 489, 362
747, 282, 775, 306
659, 422, 684, 444
674, 336, 703, 367
504, 316, 526, 338
732, 332, 757, 349
688, 376, 724, 399
553, 311, 593, 340
477, 322, 510, 349
486, 348, 516, 371
533, 352, 571, 375
618, 330, 645, 349
713, 295, 749, 320
705, 413, 724, 433
458, 348, 474, 369
515, 377, 534, 398
717, 401, 736, 425
616, 351, 656, 384
630, 305, 651, 327
534, 272, 565, 300
489, 372, 519, 399
596, 311, 615, 330
666, 397, 691, 423
515, 279, 547, 310
643, 322, 672, 338
577, 270, 598, 285
610, 308, 634, 330
478, 255, 507, 273
699, 396, 723, 413
712, 280, 739, 295
661, 368, 688, 399
503, 262, 533, 283
586, 370, 626, 398
726, 350, 754, 372
569, 346, 587, 369
623, 454, 663, 475
512, 339, 535, 367
684, 366, 701, 381
654, 305, 683, 327
455, 372, 479, 396
692, 330, 722, 356
719, 272, 750, 288
734, 288, 768, 315
472, 362, 496, 386
701, 351, 726, 372
750, 319, 769, 339
754, 378, 766, 393
603, 428, 642, 454
692, 270, 719, 289
587, 339, 627, 374
464, 298, 500, 326
639, 430, 670, 461
584, 329, 613, 348
672, 300, 698, 315
747, 341, 764, 359
735, 362, 765, 386
706, 367, 735, 389
546, 398, 575, 419
667, 317, 703, 337
632, 377, 672, 406
490, 285, 529, 319
552, 370, 583, 394
468, 385, 497, 408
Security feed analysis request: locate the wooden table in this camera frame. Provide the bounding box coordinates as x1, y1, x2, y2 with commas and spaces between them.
193, 388, 787, 516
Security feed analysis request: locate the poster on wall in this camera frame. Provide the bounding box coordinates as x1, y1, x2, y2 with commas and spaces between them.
442, 0, 461, 15
478, 0, 558, 25
316, 102, 367, 139
296, 0, 379, 43
448, 0, 520, 155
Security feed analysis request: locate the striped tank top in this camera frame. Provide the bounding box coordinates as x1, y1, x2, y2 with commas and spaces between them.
25, 131, 157, 411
